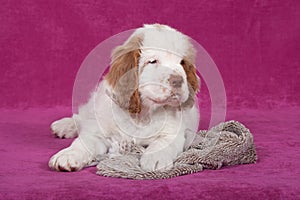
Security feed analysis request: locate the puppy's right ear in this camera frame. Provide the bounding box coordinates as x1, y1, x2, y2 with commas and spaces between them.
105, 34, 143, 114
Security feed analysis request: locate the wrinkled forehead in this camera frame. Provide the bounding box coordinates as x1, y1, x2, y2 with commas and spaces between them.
139, 49, 186, 76
138, 27, 191, 59
140, 48, 183, 63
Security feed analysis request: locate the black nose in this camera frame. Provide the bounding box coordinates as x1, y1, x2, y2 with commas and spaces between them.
169, 75, 183, 88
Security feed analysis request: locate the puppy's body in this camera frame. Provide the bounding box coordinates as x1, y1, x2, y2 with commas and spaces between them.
49, 24, 200, 172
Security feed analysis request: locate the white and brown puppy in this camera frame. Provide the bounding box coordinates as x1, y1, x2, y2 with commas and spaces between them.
49, 24, 200, 172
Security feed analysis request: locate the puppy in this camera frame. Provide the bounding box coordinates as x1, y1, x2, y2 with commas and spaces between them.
49, 24, 200, 172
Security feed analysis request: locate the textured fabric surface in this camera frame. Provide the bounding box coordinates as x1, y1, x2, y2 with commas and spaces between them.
0, 108, 299, 199
1, 0, 300, 199
96, 121, 257, 179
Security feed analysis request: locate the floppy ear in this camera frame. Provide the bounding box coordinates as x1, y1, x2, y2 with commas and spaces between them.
181, 59, 200, 108
105, 35, 143, 114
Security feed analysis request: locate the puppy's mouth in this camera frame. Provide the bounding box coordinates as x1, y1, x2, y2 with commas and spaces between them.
148, 93, 182, 106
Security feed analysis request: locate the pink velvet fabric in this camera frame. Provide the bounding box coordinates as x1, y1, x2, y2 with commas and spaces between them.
0, 0, 299, 199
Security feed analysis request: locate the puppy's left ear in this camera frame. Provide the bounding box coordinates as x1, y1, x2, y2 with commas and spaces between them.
181, 59, 200, 108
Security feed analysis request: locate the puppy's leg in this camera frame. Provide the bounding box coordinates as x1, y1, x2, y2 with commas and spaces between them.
49, 134, 108, 172
51, 115, 79, 138
140, 133, 185, 171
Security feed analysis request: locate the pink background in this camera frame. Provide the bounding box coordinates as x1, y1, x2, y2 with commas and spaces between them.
1, 1, 299, 199
1, 0, 299, 109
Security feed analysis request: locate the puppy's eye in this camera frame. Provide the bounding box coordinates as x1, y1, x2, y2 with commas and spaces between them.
148, 59, 158, 64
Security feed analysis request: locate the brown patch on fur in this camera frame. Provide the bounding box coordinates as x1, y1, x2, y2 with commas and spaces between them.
150, 23, 167, 31
181, 59, 200, 108
105, 34, 143, 114
185, 39, 196, 64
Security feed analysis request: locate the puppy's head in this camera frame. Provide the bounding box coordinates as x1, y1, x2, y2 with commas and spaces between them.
105, 24, 199, 114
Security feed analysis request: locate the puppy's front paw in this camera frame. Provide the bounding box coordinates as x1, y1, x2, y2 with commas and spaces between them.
49, 148, 87, 172
140, 152, 174, 171
51, 117, 77, 139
